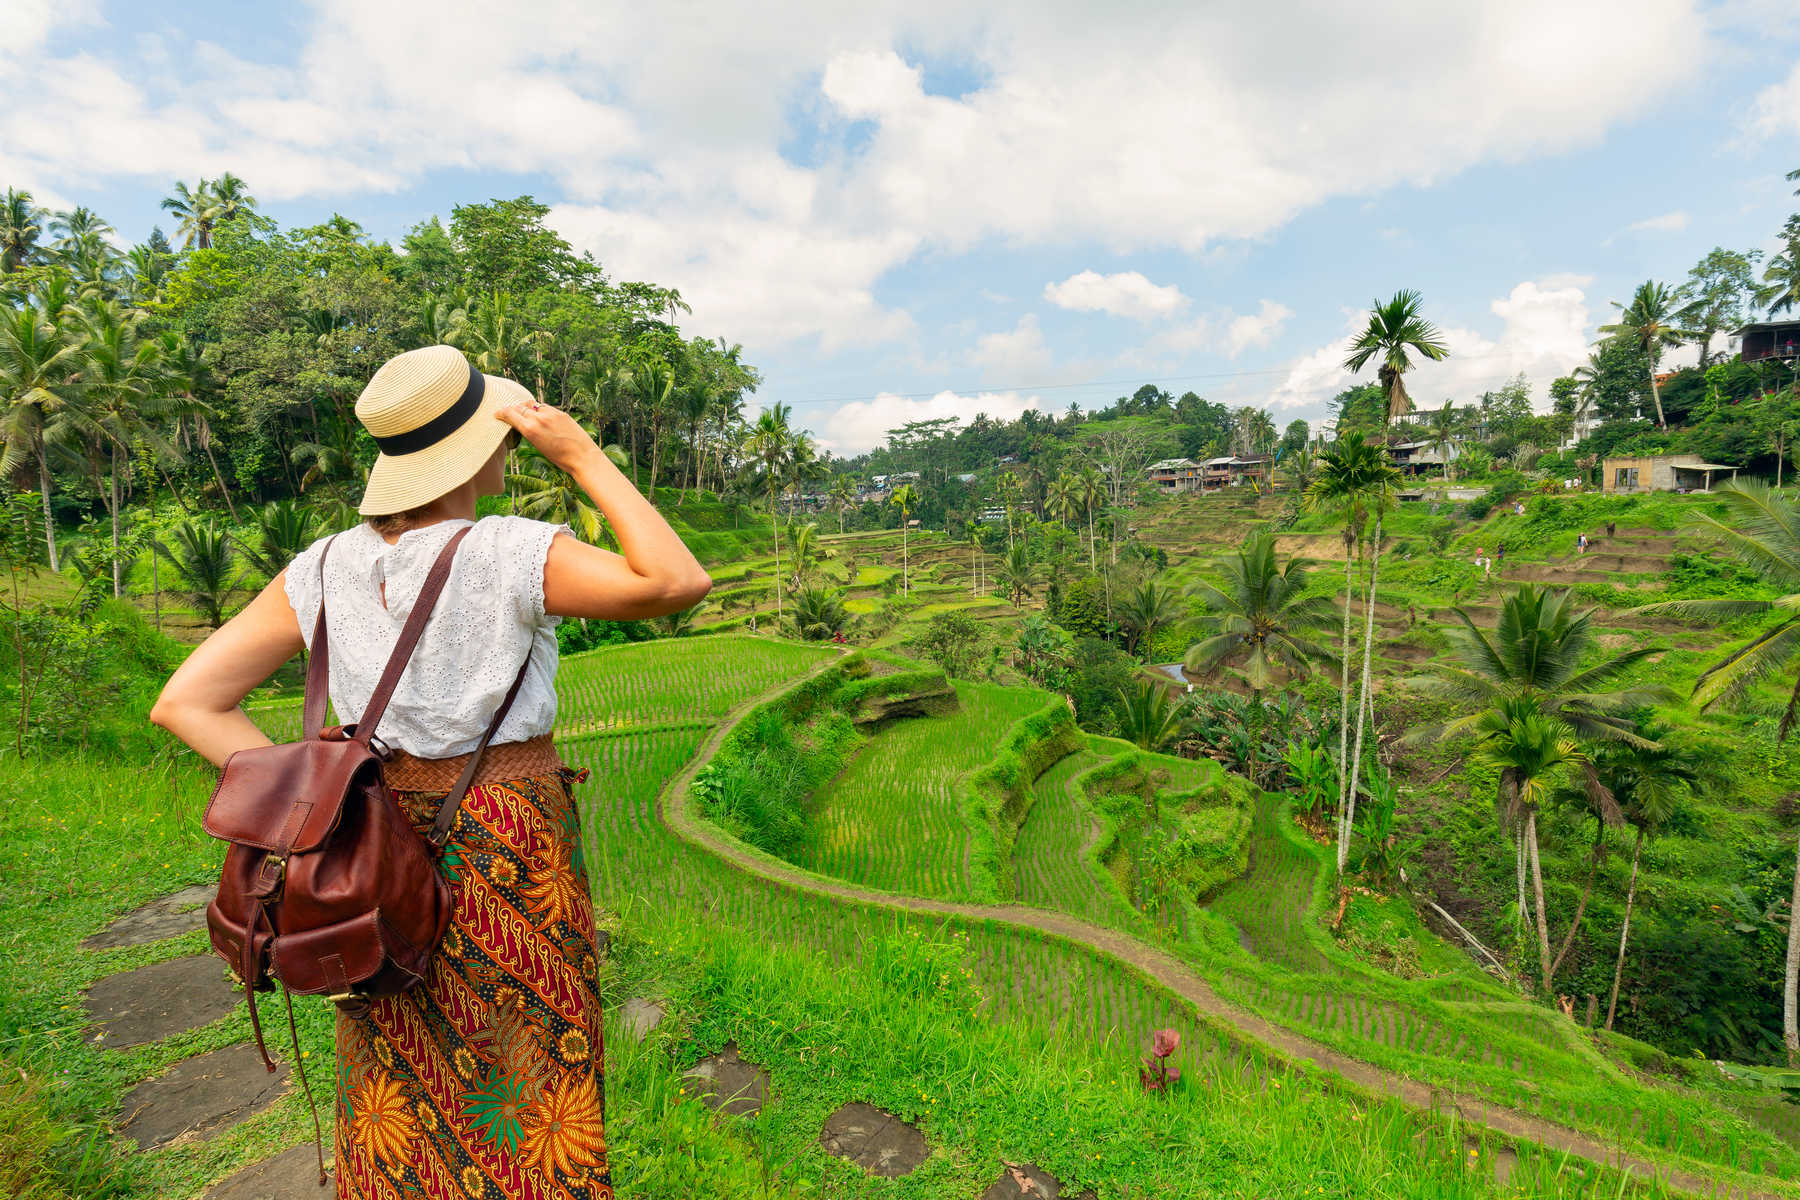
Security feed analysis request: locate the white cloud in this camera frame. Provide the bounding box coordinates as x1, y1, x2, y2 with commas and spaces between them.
818, 389, 1044, 454
1225, 300, 1294, 357
1748, 59, 1800, 138
1269, 278, 1594, 416
1627, 210, 1690, 234
0, 0, 1718, 354
970, 314, 1053, 378
1044, 269, 1187, 321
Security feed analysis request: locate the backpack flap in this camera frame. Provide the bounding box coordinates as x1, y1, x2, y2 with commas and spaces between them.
203, 736, 383, 854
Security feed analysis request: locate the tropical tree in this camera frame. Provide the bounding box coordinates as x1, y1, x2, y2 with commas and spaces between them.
1182, 532, 1335, 785
233, 499, 321, 580
1115, 680, 1185, 752
890, 483, 919, 596
1307, 431, 1397, 841
829, 475, 856, 534
747, 403, 794, 618
997, 471, 1022, 553
1597, 280, 1694, 429
509, 442, 629, 543
1116, 578, 1182, 657
1076, 468, 1105, 570
1409, 586, 1667, 993
658, 601, 710, 638
1046, 473, 1079, 531
153, 518, 243, 629
209, 172, 257, 227
0, 298, 82, 567
788, 521, 822, 584
1344, 289, 1451, 431
964, 518, 983, 597
1591, 735, 1706, 1030
1, 189, 45, 272
1634, 479, 1800, 1058
790, 585, 848, 641
161, 180, 221, 250
1427, 401, 1459, 481
1759, 216, 1800, 319
995, 542, 1035, 605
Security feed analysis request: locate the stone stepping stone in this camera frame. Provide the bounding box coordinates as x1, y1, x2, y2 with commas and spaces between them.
819, 1101, 927, 1177
203, 1144, 334, 1200
979, 1161, 1097, 1199
620, 997, 664, 1042
82, 885, 214, 950
118, 1043, 289, 1149
683, 1040, 769, 1117
84, 954, 239, 1049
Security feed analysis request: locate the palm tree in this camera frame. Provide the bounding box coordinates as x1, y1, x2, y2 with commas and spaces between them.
1758, 216, 1800, 319
153, 518, 243, 629
995, 542, 1035, 605
658, 601, 711, 637
788, 521, 822, 584
209, 172, 257, 226
1046, 473, 1079, 531
1307, 432, 1394, 836
829, 475, 856, 534
889, 483, 919, 596
997, 472, 1022, 554
1598, 281, 1694, 429
1409, 586, 1668, 992
1593, 735, 1705, 1031
1183, 532, 1335, 785
790, 585, 848, 641
1076, 468, 1104, 570
161, 180, 221, 250
509, 443, 629, 544
964, 518, 983, 596
747, 404, 794, 618
416, 292, 467, 347
1344, 290, 1451, 431
72, 301, 178, 597
1633, 479, 1800, 1057
1468, 697, 1600, 996
1, 189, 46, 273
0, 298, 82, 567
233, 499, 321, 581
1115, 680, 1185, 752
1427, 401, 1459, 481
1116, 578, 1182, 657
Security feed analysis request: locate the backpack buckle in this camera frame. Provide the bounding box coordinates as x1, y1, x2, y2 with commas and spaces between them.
252, 855, 286, 901
367, 732, 393, 761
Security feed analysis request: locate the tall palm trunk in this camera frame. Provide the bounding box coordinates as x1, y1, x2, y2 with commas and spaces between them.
1787, 824, 1800, 1064
1646, 359, 1667, 429
1335, 525, 1357, 809
1341, 512, 1383, 871
1526, 808, 1553, 995
1607, 826, 1645, 1031
1087, 507, 1096, 570
768, 487, 783, 620
36, 444, 56, 569
1549, 822, 1605, 982
901, 519, 909, 596
110, 443, 122, 598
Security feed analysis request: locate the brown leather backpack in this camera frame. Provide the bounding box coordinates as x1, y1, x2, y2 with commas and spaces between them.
202, 525, 531, 1181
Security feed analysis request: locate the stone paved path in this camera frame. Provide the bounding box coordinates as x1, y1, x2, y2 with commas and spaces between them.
118, 1043, 289, 1150
82, 954, 240, 1049
202, 1145, 333, 1200
82, 884, 214, 950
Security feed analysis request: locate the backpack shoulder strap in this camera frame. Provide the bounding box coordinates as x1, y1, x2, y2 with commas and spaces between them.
300, 533, 343, 741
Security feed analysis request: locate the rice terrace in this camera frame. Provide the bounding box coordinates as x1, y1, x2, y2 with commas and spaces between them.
10, 7, 1800, 1199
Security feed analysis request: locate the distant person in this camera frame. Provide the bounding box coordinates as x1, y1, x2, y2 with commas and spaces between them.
1514, 500, 1525, 516
1607, 521, 1616, 539
1495, 542, 1505, 566
1474, 546, 1484, 567
1576, 532, 1588, 554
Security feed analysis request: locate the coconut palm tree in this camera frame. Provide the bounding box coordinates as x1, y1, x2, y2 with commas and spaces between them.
790, 584, 848, 641
997, 472, 1022, 554
1758, 216, 1800, 319
0, 297, 82, 567
995, 542, 1035, 605
1, 189, 46, 273
889, 483, 919, 596
788, 521, 823, 585
1634, 479, 1800, 1056
747, 403, 794, 618
232, 500, 322, 581
1307, 432, 1395, 838
964, 518, 983, 596
1046, 472, 1079, 531
509, 443, 629, 544
1409, 585, 1668, 992
1075, 468, 1105, 570
1598, 280, 1694, 430
1115, 680, 1185, 752
153, 518, 243, 629
161, 180, 221, 250
1183, 532, 1335, 785
1427, 401, 1459, 481
72, 301, 178, 597
209, 172, 257, 226
828, 475, 856, 534
1116, 578, 1182, 657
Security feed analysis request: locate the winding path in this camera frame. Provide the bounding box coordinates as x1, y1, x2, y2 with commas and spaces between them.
656, 658, 1785, 1200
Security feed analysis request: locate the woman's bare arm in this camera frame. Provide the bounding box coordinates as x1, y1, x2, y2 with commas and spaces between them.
148, 572, 305, 766
499, 402, 713, 621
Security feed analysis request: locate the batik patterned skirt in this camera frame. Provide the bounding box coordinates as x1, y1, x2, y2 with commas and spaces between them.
334, 764, 613, 1200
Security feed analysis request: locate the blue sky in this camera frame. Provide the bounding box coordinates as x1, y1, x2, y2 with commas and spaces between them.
7, 1, 1799, 453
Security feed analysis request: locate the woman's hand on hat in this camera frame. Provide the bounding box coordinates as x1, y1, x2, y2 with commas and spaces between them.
494, 400, 604, 474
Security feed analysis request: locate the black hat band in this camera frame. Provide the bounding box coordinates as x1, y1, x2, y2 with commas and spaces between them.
372, 364, 485, 456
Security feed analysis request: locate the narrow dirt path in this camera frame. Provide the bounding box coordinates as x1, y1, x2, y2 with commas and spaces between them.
657, 658, 1787, 1200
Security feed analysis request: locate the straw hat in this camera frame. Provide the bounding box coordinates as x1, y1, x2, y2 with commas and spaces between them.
354, 345, 534, 516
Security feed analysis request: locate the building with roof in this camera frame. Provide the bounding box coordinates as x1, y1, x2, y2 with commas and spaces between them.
1201, 455, 1267, 488
1146, 458, 1202, 493
1602, 453, 1739, 494
1386, 440, 1460, 473
1735, 320, 1800, 364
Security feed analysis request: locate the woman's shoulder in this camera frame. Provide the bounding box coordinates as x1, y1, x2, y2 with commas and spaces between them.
471, 514, 573, 547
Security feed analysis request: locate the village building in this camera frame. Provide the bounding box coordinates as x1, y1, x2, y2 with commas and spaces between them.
1735, 320, 1800, 363
1602, 453, 1740, 494
1386, 440, 1460, 474
1145, 458, 1203, 493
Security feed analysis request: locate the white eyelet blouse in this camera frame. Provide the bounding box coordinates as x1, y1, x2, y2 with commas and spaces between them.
281, 514, 573, 758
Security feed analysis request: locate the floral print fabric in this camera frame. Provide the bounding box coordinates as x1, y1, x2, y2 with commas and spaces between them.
335, 764, 612, 1200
